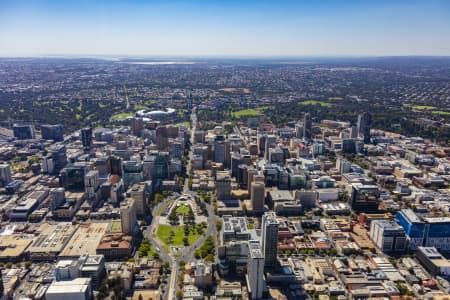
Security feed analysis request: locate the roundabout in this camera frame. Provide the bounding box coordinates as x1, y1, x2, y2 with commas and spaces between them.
155, 194, 207, 249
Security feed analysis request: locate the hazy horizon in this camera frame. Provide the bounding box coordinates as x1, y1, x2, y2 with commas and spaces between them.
1, 0, 450, 57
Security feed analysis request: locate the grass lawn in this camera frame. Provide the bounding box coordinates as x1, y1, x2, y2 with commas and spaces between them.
231, 106, 270, 118
328, 97, 343, 101
157, 225, 201, 246
176, 121, 191, 128
175, 204, 191, 214
148, 245, 159, 257
403, 104, 436, 110
110, 220, 122, 232
144, 100, 156, 106
299, 100, 333, 107
111, 112, 133, 120
432, 110, 450, 115
134, 104, 151, 110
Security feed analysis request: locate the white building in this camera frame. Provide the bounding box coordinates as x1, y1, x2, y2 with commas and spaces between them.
247, 240, 265, 300
84, 170, 99, 202
369, 219, 406, 252
261, 212, 279, 267
45, 277, 92, 300
120, 198, 137, 234
130, 183, 146, 218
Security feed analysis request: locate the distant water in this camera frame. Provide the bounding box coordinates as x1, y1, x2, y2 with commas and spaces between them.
125, 61, 195, 65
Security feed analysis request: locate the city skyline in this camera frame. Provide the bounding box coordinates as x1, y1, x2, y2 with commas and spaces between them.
1, 0, 450, 57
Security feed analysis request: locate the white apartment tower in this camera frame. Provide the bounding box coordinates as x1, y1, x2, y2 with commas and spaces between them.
261, 212, 279, 267
120, 198, 137, 235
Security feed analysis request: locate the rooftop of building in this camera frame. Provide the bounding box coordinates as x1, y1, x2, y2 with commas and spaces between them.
97, 234, 132, 250
83, 254, 104, 265
216, 171, 231, 180
268, 189, 294, 201
64, 191, 85, 200
28, 222, 78, 253
0, 235, 33, 258
399, 209, 450, 224
222, 216, 248, 233
249, 240, 264, 259
372, 219, 404, 229
59, 222, 109, 258
263, 211, 279, 224
46, 277, 91, 294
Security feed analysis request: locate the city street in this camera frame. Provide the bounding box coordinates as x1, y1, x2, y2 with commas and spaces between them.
145, 108, 218, 300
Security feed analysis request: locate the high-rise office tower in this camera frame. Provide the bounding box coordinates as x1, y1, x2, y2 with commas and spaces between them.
303, 113, 312, 141
251, 181, 265, 211
122, 160, 143, 189
109, 156, 123, 176
153, 152, 169, 180
171, 141, 183, 159
0, 164, 12, 187
41, 124, 64, 141
247, 168, 257, 195
350, 184, 380, 213
84, 170, 100, 203
216, 171, 231, 201
350, 125, 358, 139
261, 212, 279, 268
130, 183, 147, 219
223, 140, 231, 168
59, 163, 87, 191
13, 124, 35, 140
120, 198, 137, 234
214, 140, 225, 163
257, 133, 267, 156
131, 118, 144, 137
254, 173, 265, 184
0, 268, 4, 298
50, 187, 66, 211
236, 164, 247, 188
369, 219, 406, 252
247, 240, 265, 300
294, 122, 304, 138
50, 144, 67, 175
264, 135, 277, 160
230, 153, 242, 179
357, 112, 372, 144
81, 127, 93, 149
166, 125, 179, 138
156, 126, 169, 151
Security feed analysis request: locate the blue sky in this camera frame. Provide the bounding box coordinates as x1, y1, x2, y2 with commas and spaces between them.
0, 0, 449, 57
